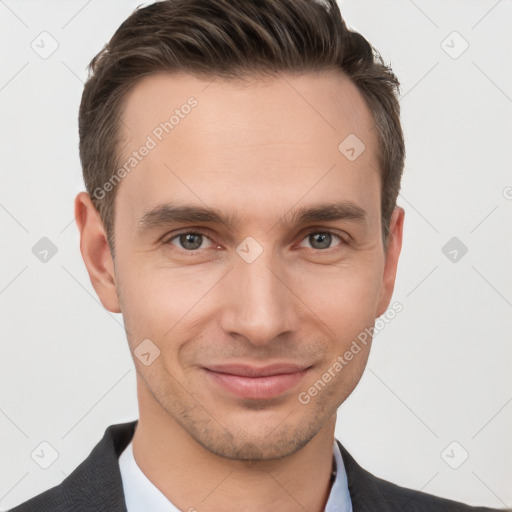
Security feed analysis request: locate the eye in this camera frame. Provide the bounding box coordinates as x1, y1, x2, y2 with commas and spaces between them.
165, 231, 215, 251
163, 229, 346, 253
299, 231, 344, 251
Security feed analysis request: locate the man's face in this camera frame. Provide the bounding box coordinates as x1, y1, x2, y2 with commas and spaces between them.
85, 70, 402, 460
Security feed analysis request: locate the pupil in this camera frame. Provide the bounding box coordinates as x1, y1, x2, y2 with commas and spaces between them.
182, 233, 202, 250
312, 233, 331, 249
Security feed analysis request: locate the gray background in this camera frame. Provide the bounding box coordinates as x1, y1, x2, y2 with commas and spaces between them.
1, 0, 511, 509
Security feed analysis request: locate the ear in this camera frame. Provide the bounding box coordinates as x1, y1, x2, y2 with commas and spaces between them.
376, 206, 404, 318
74, 191, 120, 313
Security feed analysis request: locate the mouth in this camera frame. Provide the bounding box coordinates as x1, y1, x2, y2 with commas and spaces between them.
202, 363, 312, 400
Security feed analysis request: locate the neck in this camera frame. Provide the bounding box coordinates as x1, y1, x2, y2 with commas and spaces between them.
132, 376, 337, 512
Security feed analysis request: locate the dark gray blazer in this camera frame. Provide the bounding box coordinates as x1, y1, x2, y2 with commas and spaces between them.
9, 420, 504, 511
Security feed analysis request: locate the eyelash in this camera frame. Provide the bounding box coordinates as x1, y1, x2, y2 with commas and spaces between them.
163, 229, 348, 253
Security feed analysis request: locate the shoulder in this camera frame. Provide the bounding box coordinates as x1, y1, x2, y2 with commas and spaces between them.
8, 421, 137, 512
8, 486, 63, 512
337, 441, 504, 512
371, 473, 501, 512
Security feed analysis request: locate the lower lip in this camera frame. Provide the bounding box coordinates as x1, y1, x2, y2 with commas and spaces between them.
204, 369, 309, 400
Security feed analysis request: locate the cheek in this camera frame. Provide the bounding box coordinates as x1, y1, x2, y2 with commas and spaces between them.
292, 259, 384, 335
295, 268, 380, 402
117, 246, 384, 356
115, 259, 223, 348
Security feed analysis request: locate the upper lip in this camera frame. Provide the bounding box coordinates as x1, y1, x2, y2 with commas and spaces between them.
204, 363, 311, 377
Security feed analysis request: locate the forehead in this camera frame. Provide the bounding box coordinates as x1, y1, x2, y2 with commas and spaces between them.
120, 70, 376, 149
115, 70, 380, 230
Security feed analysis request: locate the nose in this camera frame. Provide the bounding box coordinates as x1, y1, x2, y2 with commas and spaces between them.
218, 241, 300, 347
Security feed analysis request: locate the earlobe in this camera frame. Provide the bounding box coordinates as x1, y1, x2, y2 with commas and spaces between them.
74, 191, 121, 313
376, 206, 404, 318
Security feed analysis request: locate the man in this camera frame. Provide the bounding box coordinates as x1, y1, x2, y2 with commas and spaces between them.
10, 0, 504, 510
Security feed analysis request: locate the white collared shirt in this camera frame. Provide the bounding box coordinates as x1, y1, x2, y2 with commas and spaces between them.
119, 438, 353, 512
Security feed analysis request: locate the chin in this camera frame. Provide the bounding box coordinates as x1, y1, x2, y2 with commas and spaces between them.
186, 411, 327, 462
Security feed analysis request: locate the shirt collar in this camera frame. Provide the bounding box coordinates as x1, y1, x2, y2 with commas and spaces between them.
119, 438, 353, 512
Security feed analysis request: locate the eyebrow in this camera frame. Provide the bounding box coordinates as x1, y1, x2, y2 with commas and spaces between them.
137, 201, 368, 232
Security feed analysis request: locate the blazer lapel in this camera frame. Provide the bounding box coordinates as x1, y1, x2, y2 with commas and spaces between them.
58, 420, 138, 512
80, 424, 395, 512
77, 425, 394, 512
337, 440, 395, 512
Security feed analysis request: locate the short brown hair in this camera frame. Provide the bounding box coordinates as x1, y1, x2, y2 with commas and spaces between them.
79, 0, 405, 256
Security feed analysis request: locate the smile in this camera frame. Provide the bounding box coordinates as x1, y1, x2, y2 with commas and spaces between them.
202, 363, 311, 400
